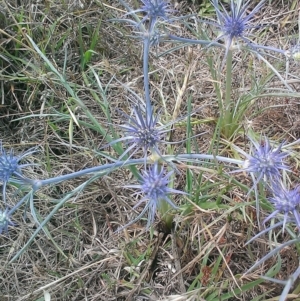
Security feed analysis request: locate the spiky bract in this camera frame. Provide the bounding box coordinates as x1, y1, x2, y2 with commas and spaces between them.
139, 0, 172, 27
112, 106, 169, 161
0, 142, 36, 203
241, 138, 289, 183
264, 183, 300, 231
209, 0, 283, 56
120, 163, 184, 230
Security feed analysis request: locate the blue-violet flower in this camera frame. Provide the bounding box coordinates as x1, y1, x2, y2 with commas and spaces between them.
209, 0, 284, 57
264, 183, 300, 231
111, 106, 170, 161
0, 142, 36, 203
233, 137, 289, 184
118, 162, 185, 230
133, 0, 173, 29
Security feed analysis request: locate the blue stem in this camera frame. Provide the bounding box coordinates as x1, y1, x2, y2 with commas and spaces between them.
168, 35, 225, 48
8, 190, 33, 215
249, 43, 286, 55
32, 158, 146, 189
143, 35, 153, 119
165, 154, 243, 165
23, 154, 242, 190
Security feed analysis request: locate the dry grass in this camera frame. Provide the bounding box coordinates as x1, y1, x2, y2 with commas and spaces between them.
1, 0, 300, 300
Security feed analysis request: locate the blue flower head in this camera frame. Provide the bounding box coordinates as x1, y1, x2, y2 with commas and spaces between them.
232, 137, 290, 224
0, 142, 36, 203
213, 0, 263, 38
238, 137, 289, 183
209, 0, 281, 57
138, 0, 173, 28
111, 105, 170, 161
264, 183, 300, 231
122, 106, 160, 151
118, 163, 185, 231
168, 0, 286, 67
0, 208, 14, 234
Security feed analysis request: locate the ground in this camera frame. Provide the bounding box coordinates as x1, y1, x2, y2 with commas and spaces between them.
0, 0, 300, 300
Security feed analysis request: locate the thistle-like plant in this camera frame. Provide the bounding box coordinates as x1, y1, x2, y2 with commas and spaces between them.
246, 187, 300, 300
117, 0, 173, 116
264, 183, 300, 231
169, 0, 285, 56
118, 162, 185, 231
140, 0, 172, 26
124, 0, 173, 30
232, 137, 290, 222
109, 105, 171, 163
210, 0, 266, 56
0, 142, 36, 203
168, 0, 289, 138
233, 137, 289, 184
